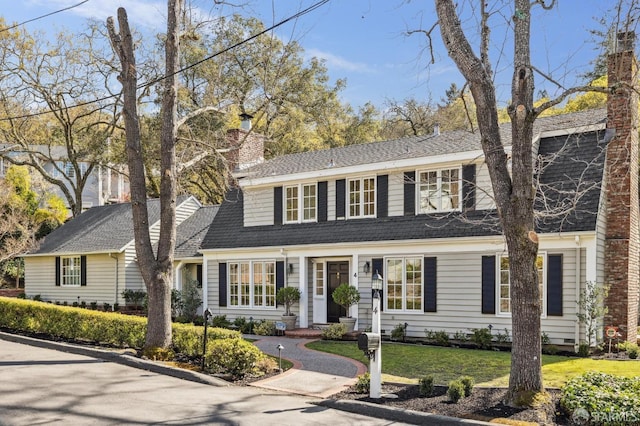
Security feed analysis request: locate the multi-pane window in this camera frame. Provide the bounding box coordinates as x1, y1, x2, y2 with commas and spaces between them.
314, 262, 324, 296
418, 168, 460, 213
61, 256, 82, 286
285, 183, 316, 223
229, 261, 276, 308
499, 255, 545, 315
348, 177, 375, 218
386, 257, 423, 311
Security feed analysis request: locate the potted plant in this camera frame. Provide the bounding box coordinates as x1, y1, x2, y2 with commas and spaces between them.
332, 283, 360, 331
276, 286, 301, 330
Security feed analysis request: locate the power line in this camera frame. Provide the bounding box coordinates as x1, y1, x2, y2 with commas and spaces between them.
0, 0, 90, 33
0, 0, 330, 122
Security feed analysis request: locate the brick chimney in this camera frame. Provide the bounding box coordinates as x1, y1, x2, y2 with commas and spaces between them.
225, 113, 265, 173
604, 31, 639, 343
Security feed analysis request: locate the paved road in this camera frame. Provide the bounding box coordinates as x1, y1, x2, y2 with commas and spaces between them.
0, 339, 402, 426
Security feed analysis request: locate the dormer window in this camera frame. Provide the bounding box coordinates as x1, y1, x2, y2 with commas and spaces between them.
348, 177, 376, 218
418, 168, 460, 213
284, 183, 316, 223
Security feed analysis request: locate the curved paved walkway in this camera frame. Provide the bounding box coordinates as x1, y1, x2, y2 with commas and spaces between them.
247, 335, 368, 398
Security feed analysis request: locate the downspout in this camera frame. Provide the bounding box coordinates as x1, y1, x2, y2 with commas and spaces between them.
109, 253, 119, 310
574, 236, 581, 352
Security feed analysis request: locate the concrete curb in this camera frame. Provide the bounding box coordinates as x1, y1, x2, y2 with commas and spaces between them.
0, 331, 229, 387
317, 399, 494, 425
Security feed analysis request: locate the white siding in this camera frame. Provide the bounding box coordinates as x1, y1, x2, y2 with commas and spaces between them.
387, 172, 405, 217
327, 179, 336, 221
25, 254, 120, 305
243, 188, 273, 227
475, 162, 495, 210
176, 197, 200, 225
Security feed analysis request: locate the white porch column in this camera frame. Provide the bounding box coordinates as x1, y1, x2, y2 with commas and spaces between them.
298, 255, 308, 328
175, 262, 184, 290
202, 259, 209, 311
585, 238, 597, 283
352, 253, 359, 329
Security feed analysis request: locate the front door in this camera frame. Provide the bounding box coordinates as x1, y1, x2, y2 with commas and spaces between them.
327, 261, 349, 323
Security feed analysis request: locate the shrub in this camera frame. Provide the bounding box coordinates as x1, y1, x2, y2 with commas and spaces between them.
541, 331, 551, 345
391, 323, 406, 341
452, 330, 468, 342
211, 314, 231, 328
89, 301, 98, 310
102, 303, 111, 312
321, 323, 347, 340
121, 289, 146, 308
177, 279, 202, 322
447, 380, 465, 403
233, 317, 253, 334
171, 323, 241, 357
32, 294, 42, 301
494, 328, 510, 344
355, 373, 370, 393
542, 344, 559, 355
470, 327, 493, 349
253, 320, 276, 336
204, 338, 265, 378
460, 376, 475, 397
254, 357, 278, 376
418, 375, 434, 397
276, 287, 301, 316
560, 372, 640, 423
424, 329, 450, 346
577, 342, 590, 357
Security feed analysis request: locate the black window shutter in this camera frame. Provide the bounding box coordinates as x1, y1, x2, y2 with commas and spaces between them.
318, 181, 328, 222
462, 164, 476, 211
371, 258, 384, 311
274, 186, 283, 225
55, 257, 60, 286
481, 255, 496, 314
218, 263, 227, 307
196, 264, 203, 286
403, 171, 415, 216
336, 179, 346, 218
424, 257, 437, 312
377, 175, 388, 218
276, 261, 285, 307
80, 256, 87, 286
547, 254, 563, 316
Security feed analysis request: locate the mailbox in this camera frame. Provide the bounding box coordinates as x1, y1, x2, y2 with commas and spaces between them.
358, 332, 380, 352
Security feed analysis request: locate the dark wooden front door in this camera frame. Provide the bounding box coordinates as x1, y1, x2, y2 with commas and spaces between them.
327, 261, 350, 323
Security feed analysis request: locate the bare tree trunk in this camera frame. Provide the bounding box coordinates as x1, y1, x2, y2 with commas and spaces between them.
435, 0, 543, 406
107, 0, 182, 349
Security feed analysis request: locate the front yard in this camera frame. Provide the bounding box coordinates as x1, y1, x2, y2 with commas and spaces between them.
306, 340, 640, 388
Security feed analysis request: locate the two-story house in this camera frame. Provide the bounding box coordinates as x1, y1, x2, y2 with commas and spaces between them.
199, 40, 639, 346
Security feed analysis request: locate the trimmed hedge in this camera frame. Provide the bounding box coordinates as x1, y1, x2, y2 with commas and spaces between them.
204, 338, 267, 378
0, 297, 241, 352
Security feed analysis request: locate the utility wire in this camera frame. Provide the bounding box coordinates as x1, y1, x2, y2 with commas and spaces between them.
0, 0, 90, 33
0, 0, 330, 122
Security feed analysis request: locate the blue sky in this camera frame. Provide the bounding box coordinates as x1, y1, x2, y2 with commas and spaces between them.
2, 0, 614, 110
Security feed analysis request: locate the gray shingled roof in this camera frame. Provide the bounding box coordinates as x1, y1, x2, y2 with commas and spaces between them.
202, 119, 607, 250
241, 108, 606, 180
174, 205, 220, 259
30, 196, 205, 256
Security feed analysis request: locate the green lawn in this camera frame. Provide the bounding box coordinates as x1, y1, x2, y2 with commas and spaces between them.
306, 340, 640, 388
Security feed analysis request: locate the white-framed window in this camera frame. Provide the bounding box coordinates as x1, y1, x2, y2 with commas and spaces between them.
348, 177, 375, 218
498, 254, 545, 316
385, 257, 423, 311
418, 168, 460, 213
229, 261, 276, 308
314, 262, 324, 297
53, 161, 88, 179
284, 183, 316, 223
61, 256, 82, 287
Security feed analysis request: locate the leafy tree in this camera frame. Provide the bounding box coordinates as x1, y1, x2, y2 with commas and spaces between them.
0, 21, 123, 217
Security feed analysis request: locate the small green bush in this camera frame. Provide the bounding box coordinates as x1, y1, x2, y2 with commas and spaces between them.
418, 375, 434, 397
629, 346, 639, 359
542, 344, 559, 355
470, 327, 493, 349
577, 342, 590, 357
322, 323, 347, 340
452, 330, 468, 342
541, 331, 551, 345
447, 379, 465, 403
391, 323, 406, 340
560, 372, 640, 424
204, 338, 265, 378
355, 372, 370, 393
89, 301, 98, 310
494, 328, 510, 344
424, 329, 450, 346
253, 320, 276, 336
460, 376, 475, 397
233, 316, 253, 334
121, 289, 146, 308
211, 314, 231, 328
102, 303, 111, 312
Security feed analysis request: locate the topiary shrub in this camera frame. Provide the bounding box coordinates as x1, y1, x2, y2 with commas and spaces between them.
355, 372, 370, 393
447, 380, 465, 403
418, 375, 434, 397
460, 376, 475, 397
331, 283, 360, 317
322, 323, 347, 340
204, 338, 265, 378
